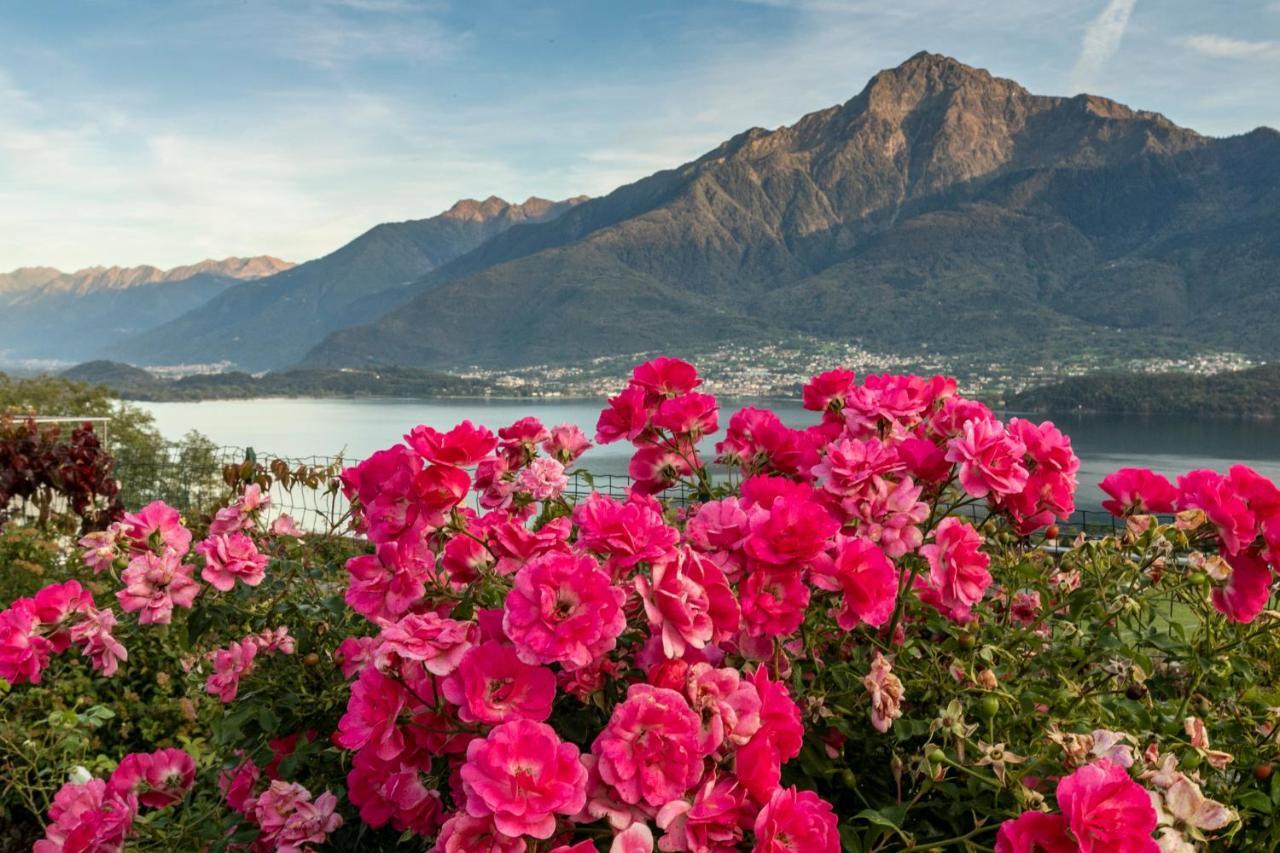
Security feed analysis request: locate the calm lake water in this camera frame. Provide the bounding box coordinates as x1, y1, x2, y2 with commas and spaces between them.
136, 398, 1280, 511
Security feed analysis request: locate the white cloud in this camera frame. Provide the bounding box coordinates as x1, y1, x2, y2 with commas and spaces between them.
1181, 34, 1280, 60
1071, 0, 1138, 90
0, 67, 528, 271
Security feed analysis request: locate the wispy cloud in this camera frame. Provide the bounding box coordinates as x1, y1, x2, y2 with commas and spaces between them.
1181, 34, 1280, 60
1, 0, 1277, 271
1071, 0, 1138, 90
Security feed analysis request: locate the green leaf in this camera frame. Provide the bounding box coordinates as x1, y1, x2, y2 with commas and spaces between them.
1238, 790, 1273, 813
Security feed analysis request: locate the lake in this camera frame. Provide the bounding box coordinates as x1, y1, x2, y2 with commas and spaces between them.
136, 397, 1280, 511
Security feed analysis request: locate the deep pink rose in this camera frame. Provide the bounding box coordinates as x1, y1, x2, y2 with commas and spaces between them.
637, 547, 740, 658
830, 537, 898, 629
753, 786, 840, 853
1056, 759, 1158, 852
441, 641, 556, 724
503, 551, 626, 670
460, 719, 587, 839
405, 420, 496, 466
1099, 468, 1179, 517
917, 518, 990, 622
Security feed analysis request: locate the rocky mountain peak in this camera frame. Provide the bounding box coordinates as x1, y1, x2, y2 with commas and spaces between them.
442, 195, 590, 224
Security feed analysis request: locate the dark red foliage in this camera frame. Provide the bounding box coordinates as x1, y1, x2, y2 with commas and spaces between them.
0, 416, 123, 531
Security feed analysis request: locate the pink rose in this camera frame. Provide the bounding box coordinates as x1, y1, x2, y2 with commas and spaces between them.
34, 778, 137, 853
1100, 468, 1179, 517
592, 684, 704, 807
753, 786, 840, 853
503, 551, 626, 670
108, 748, 195, 809
917, 518, 991, 622
946, 418, 1029, 498
115, 549, 200, 625
197, 532, 268, 592
460, 719, 588, 839
440, 641, 556, 724
637, 547, 739, 659
830, 537, 898, 629
377, 612, 476, 677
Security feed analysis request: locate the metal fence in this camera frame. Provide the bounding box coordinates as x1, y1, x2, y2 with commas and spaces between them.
112, 446, 350, 533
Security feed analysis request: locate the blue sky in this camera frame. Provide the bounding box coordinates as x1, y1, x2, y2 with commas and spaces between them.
1, 0, 1277, 271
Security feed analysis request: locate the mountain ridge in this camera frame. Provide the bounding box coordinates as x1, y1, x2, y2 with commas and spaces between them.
105, 195, 589, 370
305, 51, 1270, 371
0, 257, 295, 363
0, 256, 292, 296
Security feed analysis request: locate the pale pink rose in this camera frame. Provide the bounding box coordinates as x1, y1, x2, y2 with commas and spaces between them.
682, 663, 762, 754
542, 423, 592, 464
252, 780, 342, 852
592, 684, 704, 808
115, 549, 200, 625
611, 822, 656, 853
864, 651, 904, 734
70, 606, 127, 677
80, 527, 122, 574
377, 612, 476, 677
197, 532, 268, 592
516, 456, 569, 500
431, 812, 526, 853
271, 514, 306, 538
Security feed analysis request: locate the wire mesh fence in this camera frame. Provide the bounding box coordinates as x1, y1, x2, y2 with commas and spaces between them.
111, 446, 350, 533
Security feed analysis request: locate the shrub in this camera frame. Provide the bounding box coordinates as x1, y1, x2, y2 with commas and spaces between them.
0, 416, 122, 532
3, 357, 1280, 851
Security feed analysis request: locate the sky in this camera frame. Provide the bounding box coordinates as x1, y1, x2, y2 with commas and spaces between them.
1, 0, 1278, 272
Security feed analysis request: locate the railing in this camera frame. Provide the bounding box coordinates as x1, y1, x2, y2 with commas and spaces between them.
105, 445, 1149, 540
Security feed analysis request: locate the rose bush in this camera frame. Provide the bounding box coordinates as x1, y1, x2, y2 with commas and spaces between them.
3, 357, 1280, 851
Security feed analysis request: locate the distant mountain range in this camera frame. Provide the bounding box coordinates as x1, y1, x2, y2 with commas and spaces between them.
9, 52, 1280, 376
105, 196, 587, 370
0, 257, 293, 362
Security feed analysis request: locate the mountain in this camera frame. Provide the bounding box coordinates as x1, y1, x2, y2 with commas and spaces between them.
107, 196, 588, 370
302, 52, 1280, 372
1008, 365, 1280, 418
0, 257, 293, 362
